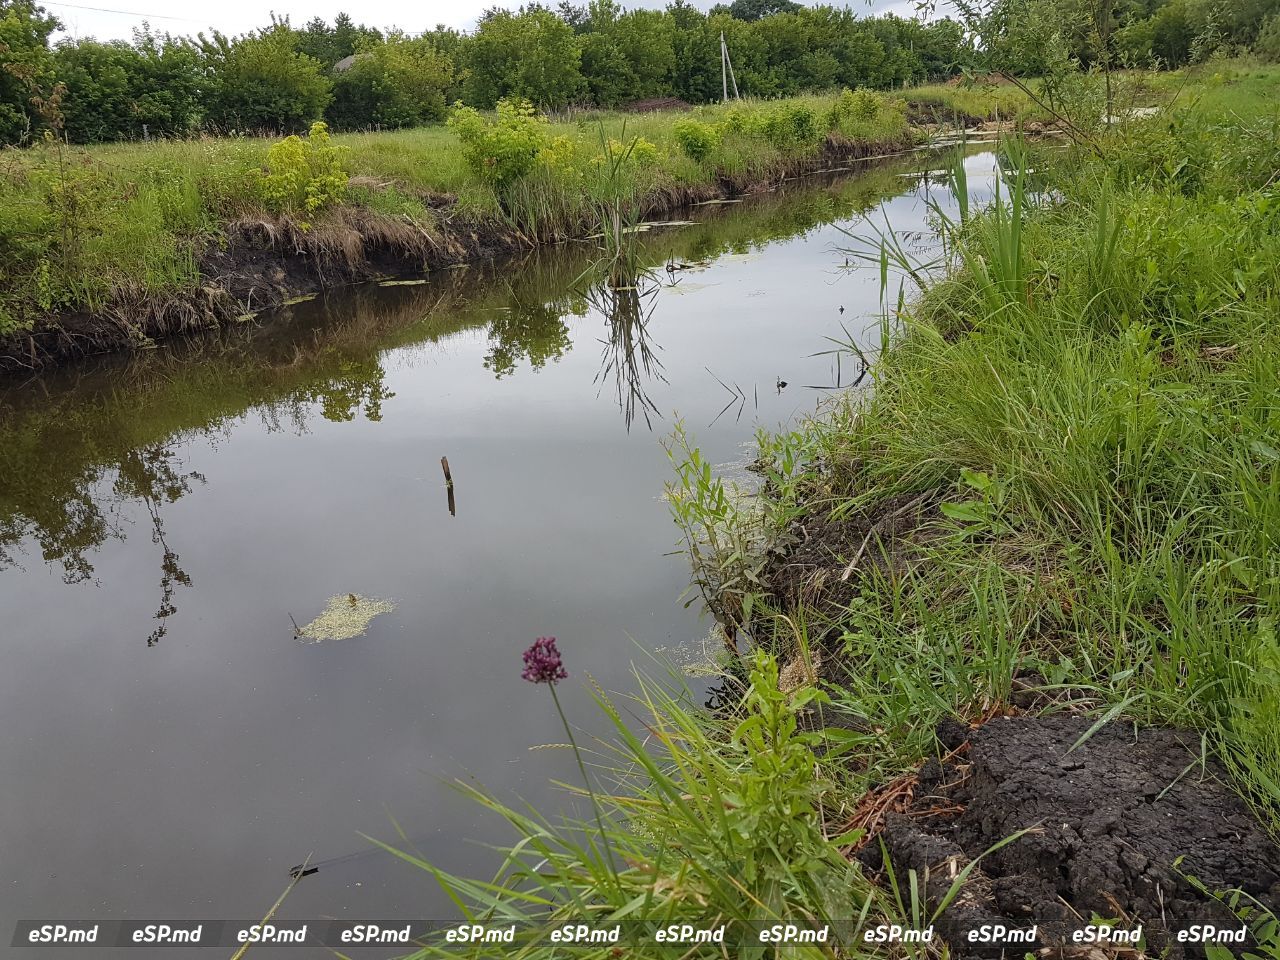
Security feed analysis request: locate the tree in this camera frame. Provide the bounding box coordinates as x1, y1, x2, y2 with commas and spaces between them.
666, 0, 720, 102
721, 0, 801, 21
293, 13, 382, 70
580, 33, 636, 106
465, 7, 583, 109
52, 40, 131, 142
52, 29, 200, 142
127, 28, 202, 136
200, 23, 331, 133
0, 0, 58, 145
328, 34, 455, 129
580, 6, 674, 105
1257, 12, 1280, 60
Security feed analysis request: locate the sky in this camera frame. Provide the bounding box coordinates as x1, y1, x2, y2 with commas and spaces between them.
44, 0, 923, 43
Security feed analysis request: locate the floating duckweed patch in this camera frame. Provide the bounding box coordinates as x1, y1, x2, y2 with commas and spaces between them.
298, 594, 396, 642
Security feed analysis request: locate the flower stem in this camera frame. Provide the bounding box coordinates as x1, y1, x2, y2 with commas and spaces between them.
548, 683, 620, 882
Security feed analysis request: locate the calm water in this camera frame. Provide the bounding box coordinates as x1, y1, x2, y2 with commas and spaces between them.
0, 151, 997, 956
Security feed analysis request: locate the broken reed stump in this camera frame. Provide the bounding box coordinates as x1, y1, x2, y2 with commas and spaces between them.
441, 456, 455, 517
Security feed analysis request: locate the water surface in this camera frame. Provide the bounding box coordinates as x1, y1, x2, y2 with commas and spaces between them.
0, 151, 996, 955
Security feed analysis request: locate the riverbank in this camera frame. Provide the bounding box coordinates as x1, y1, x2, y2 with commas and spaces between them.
672, 62, 1280, 952
0, 89, 971, 372
383, 63, 1280, 958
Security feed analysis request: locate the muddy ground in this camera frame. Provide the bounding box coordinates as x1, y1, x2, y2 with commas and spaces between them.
858, 715, 1280, 958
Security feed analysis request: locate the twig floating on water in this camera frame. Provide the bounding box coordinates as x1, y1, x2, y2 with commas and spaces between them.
441, 456, 456, 517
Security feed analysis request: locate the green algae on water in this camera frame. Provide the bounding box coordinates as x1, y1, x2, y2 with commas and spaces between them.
298, 594, 396, 642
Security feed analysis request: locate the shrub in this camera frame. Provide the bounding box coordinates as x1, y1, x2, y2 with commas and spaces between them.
757, 102, 819, 149
593, 135, 659, 169
672, 117, 720, 162
839, 87, 881, 124
327, 36, 454, 131
199, 25, 332, 134
260, 121, 349, 219
447, 98, 551, 190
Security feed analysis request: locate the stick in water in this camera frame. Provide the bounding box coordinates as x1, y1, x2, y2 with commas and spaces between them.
440, 456, 455, 517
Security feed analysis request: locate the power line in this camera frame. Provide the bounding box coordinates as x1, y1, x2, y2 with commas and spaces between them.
43, 0, 201, 22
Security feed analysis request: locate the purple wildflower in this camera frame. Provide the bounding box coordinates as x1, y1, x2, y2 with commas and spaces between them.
522, 636, 568, 685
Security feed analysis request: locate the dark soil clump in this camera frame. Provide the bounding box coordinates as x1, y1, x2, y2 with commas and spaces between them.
760, 485, 946, 627
860, 715, 1280, 958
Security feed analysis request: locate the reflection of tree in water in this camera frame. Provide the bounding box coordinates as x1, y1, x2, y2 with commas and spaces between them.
115, 445, 203, 646
590, 272, 668, 432
0, 341, 396, 646
483, 287, 581, 379
310, 357, 396, 423
0, 486, 111, 586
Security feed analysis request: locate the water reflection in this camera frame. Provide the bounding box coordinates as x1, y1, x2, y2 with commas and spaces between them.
0, 153, 936, 587
591, 271, 668, 431
483, 286, 577, 379
116, 445, 201, 646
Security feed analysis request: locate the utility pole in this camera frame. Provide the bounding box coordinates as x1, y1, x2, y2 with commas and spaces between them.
721, 31, 728, 102
720, 32, 739, 102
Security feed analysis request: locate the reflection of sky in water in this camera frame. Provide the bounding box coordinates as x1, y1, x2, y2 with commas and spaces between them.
0, 151, 997, 955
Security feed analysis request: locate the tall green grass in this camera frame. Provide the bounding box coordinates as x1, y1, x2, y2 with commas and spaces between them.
675, 94, 1280, 831
375, 652, 883, 958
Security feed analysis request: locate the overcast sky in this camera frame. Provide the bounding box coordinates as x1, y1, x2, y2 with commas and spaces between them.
45, 0, 923, 43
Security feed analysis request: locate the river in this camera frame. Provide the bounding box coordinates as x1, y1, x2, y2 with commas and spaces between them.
0, 149, 998, 956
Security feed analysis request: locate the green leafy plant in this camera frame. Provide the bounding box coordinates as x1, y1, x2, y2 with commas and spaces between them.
672, 117, 721, 162
447, 97, 551, 190
757, 103, 819, 149
260, 120, 348, 220
373, 651, 872, 957
940, 467, 1009, 539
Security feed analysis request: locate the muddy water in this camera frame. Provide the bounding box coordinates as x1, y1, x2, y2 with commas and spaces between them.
0, 151, 997, 954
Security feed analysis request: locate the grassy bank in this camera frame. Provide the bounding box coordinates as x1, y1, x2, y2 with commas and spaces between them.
358, 65, 1280, 957
0, 88, 940, 369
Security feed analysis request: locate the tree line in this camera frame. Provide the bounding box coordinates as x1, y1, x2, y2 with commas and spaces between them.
2, 0, 1278, 146
980, 0, 1280, 76
1, 0, 965, 144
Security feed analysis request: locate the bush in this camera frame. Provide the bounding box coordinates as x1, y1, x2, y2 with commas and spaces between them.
327, 35, 454, 131
447, 98, 551, 189
757, 102, 819, 149
837, 87, 881, 124
672, 117, 720, 161
260, 121, 348, 218
200, 25, 332, 134
593, 135, 659, 169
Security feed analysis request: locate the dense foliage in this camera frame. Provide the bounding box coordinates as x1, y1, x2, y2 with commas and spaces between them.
0, 0, 968, 145
4, 0, 1280, 146
968, 0, 1280, 72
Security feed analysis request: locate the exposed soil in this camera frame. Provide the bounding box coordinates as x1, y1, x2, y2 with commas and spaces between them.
858, 715, 1280, 958
0, 132, 917, 375
904, 99, 988, 127
760, 483, 948, 628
